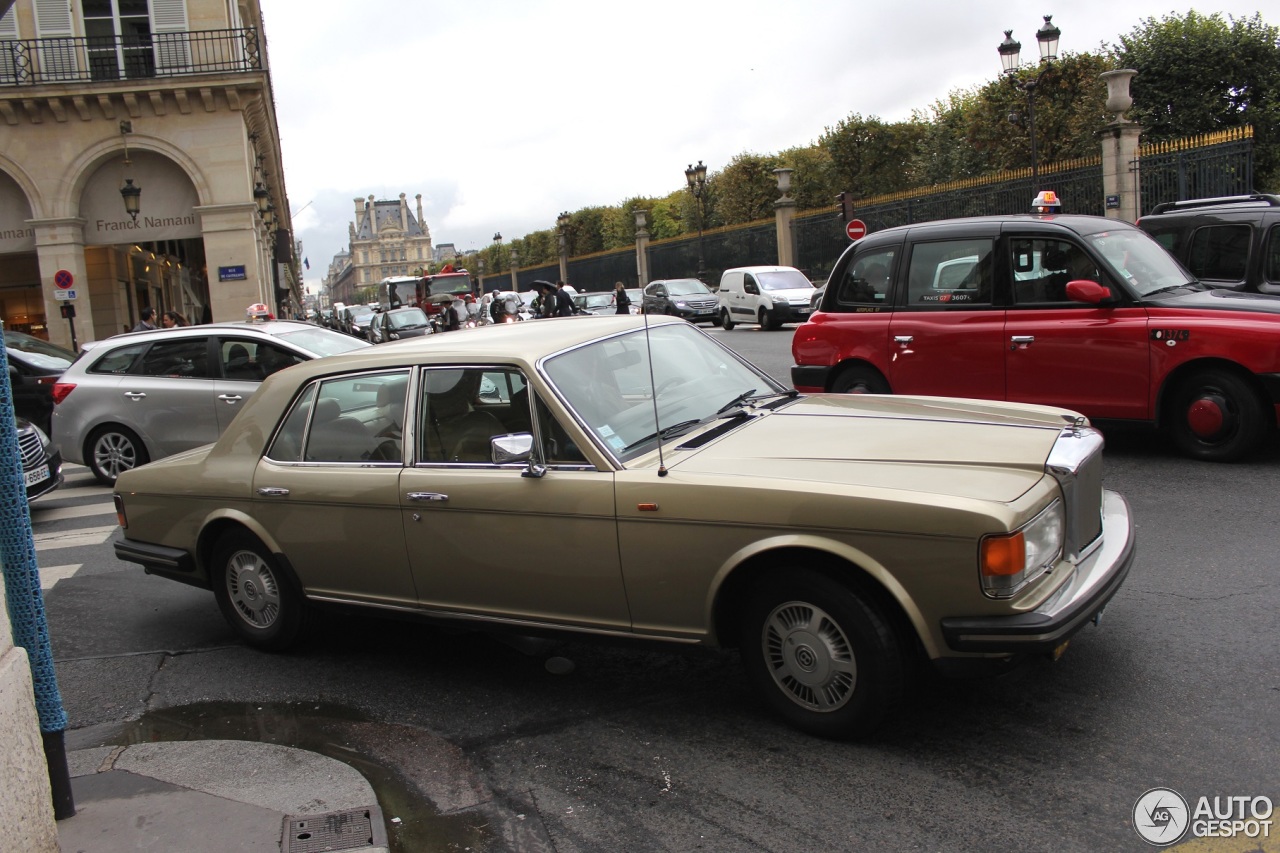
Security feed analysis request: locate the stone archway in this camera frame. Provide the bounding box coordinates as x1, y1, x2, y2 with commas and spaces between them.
0, 169, 46, 337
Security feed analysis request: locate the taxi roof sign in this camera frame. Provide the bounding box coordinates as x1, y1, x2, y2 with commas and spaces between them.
1032, 190, 1062, 214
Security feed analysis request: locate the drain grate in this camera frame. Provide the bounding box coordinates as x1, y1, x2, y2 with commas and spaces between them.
282, 805, 387, 852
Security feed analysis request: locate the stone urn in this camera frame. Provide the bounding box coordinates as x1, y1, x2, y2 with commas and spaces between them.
1101, 69, 1138, 120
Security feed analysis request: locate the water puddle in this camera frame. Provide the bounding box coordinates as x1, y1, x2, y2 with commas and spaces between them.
81, 700, 493, 853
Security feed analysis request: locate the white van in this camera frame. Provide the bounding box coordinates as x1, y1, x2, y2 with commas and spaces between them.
717, 265, 815, 330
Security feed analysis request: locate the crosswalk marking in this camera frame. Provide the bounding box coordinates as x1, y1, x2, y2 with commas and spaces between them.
29, 503, 118, 522
32, 524, 118, 551
39, 564, 81, 591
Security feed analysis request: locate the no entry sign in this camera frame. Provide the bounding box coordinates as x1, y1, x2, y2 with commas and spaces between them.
54, 269, 74, 289
845, 219, 867, 241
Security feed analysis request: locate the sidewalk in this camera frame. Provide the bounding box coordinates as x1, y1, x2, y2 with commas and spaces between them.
57, 739, 389, 852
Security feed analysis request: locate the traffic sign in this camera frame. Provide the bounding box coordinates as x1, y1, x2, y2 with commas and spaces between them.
845, 219, 867, 241
53, 289, 76, 301
54, 269, 74, 289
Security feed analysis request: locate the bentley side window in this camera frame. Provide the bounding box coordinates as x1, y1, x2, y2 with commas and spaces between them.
265, 384, 316, 463
299, 371, 410, 464
419, 367, 517, 464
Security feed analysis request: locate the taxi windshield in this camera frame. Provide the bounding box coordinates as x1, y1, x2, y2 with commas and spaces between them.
1086, 229, 1200, 297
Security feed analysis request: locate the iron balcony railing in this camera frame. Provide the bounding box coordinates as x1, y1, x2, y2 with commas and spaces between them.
0, 27, 260, 86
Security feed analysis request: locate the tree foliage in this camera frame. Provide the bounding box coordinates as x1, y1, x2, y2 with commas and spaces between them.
1115, 11, 1280, 187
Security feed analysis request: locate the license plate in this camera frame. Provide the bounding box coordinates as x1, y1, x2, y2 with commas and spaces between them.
24, 463, 50, 487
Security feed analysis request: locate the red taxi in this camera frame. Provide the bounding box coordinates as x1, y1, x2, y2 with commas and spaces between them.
791, 212, 1280, 461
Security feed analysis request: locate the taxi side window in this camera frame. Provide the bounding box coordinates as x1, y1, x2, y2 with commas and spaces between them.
1011, 239, 1100, 305
1267, 226, 1280, 283
906, 239, 994, 307
1187, 224, 1251, 282
832, 249, 896, 311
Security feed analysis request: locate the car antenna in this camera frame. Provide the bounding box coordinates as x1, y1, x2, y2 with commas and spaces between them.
642, 308, 668, 477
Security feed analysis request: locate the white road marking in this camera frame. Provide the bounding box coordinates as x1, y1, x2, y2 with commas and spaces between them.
40, 564, 81, 590
29, 503, 118, 522
33, 525, 118, 551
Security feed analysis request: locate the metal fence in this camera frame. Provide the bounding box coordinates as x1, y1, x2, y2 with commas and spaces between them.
506, 128, 1255, 292
0, 28, 261, 85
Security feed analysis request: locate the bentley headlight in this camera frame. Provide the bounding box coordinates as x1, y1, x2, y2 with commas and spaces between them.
980, 500, 1064, 598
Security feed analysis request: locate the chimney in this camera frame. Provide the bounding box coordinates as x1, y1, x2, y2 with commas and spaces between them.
399, 193, 408, 231
368, 194, 378, 236
416, 194, 424, 230
353, 197, 364, 232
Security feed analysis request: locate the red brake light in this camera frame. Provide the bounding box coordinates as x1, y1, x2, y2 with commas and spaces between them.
51, 382, 76, 404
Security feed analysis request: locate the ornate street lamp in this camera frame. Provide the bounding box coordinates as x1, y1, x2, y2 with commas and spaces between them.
118, 120, 140, 221
684, 160, 708, 281
999, 15, 1062, 188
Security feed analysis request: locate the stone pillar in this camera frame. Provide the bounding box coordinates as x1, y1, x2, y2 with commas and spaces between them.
509, 248, 519, 290
773, 168, 797, 268
1100, 69, 1141, 222
196, 202, 268, 321
399, 193, 408, 231
29, 218, 94, 351
415, 194, 424, 229
368, 195, 378, 236
0, 579, 59, 852
634, 210, 651, 286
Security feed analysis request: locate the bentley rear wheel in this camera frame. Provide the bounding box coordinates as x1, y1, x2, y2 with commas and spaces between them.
211, 531, 305, 651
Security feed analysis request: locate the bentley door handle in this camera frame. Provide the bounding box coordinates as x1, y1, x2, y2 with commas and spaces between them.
407, 492, 449, 502
256, 487, 290, 497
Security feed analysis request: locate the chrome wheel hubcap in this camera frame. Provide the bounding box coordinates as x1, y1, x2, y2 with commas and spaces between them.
762, 601, 856, 711
94, 433, 137, 480
226, 550, 281, 628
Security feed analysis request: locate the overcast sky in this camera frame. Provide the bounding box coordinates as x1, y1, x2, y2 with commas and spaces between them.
258, 0, 1280, 292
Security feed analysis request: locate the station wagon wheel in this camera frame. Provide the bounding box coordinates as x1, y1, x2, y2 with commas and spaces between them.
830, 366, 890, 395
211, 531, 305, 651
720, 307, 735, 330
740, 570, 904, 739
86, 424, 149, 486
1169, 368, 1268, 462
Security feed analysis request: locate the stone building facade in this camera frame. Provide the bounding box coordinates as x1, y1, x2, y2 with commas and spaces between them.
0, 0, 298, 350
327, 193, 432, 306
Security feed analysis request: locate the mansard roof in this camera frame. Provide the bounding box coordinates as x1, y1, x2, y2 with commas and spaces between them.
355, 198, 427, 240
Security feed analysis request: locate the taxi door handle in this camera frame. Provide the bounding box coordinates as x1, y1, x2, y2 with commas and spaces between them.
1011, 335, 1035, 350
893, 335, 913, 346
407, 492, 449, 502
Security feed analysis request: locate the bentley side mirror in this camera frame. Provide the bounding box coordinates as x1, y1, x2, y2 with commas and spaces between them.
492, 432, 534, 465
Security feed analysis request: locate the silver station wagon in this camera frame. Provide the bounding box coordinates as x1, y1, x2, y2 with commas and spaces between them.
112, 315, 1135, 737
53, 320, 368, 485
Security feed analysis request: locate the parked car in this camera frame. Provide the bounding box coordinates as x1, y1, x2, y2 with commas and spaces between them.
1137, 194, 1280, 294
15, 416, 62, 501
340, 305, 377, 338
573, 292, 619, 316
641, 278, 720, 324
112, 315, 1133, 739
792, 210, 1280, 461
53, 320, 369, 485
4, 330, 76, 434
718, 265, 816, 330
368, 307, 433, 343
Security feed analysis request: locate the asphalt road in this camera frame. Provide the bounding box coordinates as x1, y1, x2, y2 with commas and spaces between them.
35, 325, 1280, 852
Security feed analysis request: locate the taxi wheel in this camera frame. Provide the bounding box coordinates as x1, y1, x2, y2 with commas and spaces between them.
740, 570, 905, 739
721, 308, 735, 330
1170, 369, 1267, 462
212, 531, 305, 651
830, 366, 889, 395
87, 425, 148, 486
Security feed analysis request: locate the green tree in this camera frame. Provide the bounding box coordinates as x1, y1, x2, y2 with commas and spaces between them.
714, 153, 783, 224
820, 113, 928, 198
1115, 11, 1280, 189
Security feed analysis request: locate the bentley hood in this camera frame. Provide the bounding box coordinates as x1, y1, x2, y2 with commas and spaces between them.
668, 394, 1078, 503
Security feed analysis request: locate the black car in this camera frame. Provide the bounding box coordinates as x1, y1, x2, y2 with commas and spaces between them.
641, 278, 720, 325
1137, 194, 1280, 295
15, 416, 62, 501
368, 307, 433, 343
4, 330, 76, 434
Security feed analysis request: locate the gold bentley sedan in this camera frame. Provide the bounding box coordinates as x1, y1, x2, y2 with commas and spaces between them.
113, 315, 1134, 737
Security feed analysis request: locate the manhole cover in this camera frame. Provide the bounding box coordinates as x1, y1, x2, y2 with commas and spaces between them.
282, 806, 387, 852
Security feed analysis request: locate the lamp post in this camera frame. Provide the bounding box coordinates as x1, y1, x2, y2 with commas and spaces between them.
998, 15, 1061, 189
556, 211, 571, 283
118, 120, 140, 221
684, 160, 708, 281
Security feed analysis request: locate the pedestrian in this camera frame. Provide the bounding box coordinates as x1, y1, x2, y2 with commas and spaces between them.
613, 281, 631, 315
161, 310, 189, 328
130, 306, 157, 332
535, 281, 574, 318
